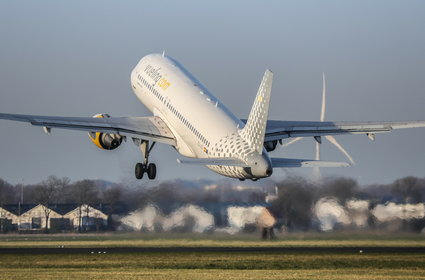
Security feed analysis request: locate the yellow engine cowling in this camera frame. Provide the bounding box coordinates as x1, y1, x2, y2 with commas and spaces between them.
88, 114, 123, 150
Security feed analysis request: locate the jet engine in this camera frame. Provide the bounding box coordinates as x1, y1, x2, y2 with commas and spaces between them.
264, 140, 278, 152
88, 114, 123, 150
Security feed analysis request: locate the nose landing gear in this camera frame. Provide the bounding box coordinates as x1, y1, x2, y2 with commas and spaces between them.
134, 140, 157, 180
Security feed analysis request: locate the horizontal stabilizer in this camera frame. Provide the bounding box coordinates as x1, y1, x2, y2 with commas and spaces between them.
271, 158, 350, 168
177, 157, 249, 167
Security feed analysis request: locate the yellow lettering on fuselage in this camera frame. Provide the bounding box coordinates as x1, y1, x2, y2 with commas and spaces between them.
157, 78, 170, 90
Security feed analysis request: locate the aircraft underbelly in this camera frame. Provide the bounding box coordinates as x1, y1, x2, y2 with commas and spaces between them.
207, 165, 249, 179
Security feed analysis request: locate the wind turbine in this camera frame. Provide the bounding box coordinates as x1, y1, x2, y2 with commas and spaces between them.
281, 73, 355, 180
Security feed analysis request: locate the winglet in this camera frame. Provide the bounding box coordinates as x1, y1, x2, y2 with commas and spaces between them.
240, 69, 273, 154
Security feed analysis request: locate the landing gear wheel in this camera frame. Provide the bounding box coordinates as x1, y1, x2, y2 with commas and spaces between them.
135, 163, 145, 179
147, 163, 156, 180
135, 140, 158, 180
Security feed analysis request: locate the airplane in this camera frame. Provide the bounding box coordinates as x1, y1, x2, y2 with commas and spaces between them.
1, 53, 425, 181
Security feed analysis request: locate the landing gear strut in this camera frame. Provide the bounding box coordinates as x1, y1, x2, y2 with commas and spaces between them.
134, 140, 157, 180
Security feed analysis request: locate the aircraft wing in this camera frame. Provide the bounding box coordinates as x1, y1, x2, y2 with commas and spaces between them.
0, 113, 176, 145
259, 120, 425, 142
271, 157, 349, 168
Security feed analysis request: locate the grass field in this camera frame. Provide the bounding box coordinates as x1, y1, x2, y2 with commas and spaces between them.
0, 251, 424, 279
0, 233, 424, 279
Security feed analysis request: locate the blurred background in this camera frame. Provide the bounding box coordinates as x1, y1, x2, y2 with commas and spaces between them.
1, 175, 424, 235
0, 1, 425, 185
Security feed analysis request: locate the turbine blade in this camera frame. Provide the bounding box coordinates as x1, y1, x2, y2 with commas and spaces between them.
315, 141, 320, 161
313, 166, 322, 181
320, 72, 326, 122
281, 137, 303, 148
314, 73, 326, 182
313, 141, 322, 181
325, 135, 355, 165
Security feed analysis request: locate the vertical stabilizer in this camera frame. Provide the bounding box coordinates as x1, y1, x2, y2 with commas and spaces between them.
240, 69, 273, 154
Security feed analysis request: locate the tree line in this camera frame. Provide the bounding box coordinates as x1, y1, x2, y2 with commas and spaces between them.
1, 175, 424, 232
270, 176, 425, 232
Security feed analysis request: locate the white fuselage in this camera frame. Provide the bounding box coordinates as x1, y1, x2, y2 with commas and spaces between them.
130, 54, 271, 179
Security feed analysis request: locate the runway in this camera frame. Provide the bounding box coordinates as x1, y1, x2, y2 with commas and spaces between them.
0, 246, 424, 254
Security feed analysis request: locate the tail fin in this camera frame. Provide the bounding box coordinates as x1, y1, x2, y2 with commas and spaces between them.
240, 69, 273, 154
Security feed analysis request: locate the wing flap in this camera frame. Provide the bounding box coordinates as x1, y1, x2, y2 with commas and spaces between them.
271, 157, 349, 168
0, 113, 176, 145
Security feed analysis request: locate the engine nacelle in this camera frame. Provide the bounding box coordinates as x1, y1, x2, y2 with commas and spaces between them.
88, 114, 123, 150
264, 140, 278, 152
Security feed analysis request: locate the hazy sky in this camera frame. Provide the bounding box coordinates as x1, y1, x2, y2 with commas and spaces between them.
0, 1, 424, 185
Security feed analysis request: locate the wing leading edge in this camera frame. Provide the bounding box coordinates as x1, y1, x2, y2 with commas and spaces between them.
0, 113, 176, 145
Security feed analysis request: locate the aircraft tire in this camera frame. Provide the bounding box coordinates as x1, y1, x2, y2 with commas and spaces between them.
135, 163, 145, 179
147, 163, 156, 180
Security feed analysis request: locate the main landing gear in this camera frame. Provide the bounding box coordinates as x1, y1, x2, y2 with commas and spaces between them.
134, 140, 157, 180
135, 162, 156, 180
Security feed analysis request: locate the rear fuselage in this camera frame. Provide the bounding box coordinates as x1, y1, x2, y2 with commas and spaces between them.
130, 53, 271, 179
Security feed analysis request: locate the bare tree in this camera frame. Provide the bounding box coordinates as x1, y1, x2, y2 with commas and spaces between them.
70, 179, 99, 232
320, 177, 359, 203
34, 176, 69, 232
53, 177, 71, 204
0, 178, 15, 232
0, 178, 14, 205
391, 176, 425, 204
102, 184, 124, 230
270, 177, 315, 231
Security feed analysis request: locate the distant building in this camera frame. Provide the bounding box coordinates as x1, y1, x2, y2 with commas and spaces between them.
18, 204, 62, 230
0, 205, 19, 232
65, 204, 108, 232
0, 204, 109, 232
